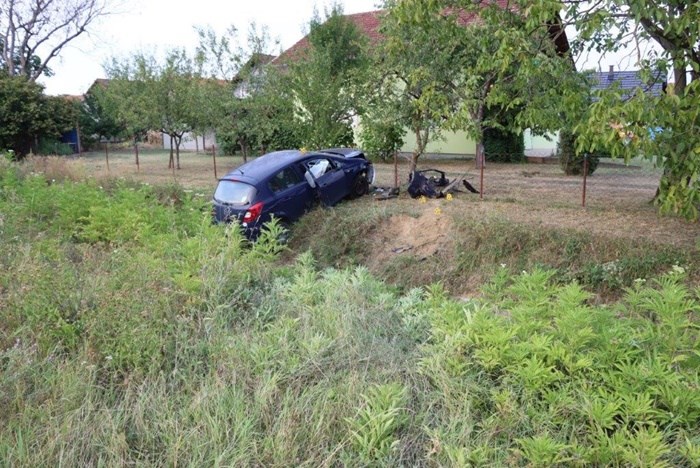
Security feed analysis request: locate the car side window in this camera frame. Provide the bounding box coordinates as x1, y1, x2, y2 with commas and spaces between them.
268, 167, 302, 193
305, 158, 337, 178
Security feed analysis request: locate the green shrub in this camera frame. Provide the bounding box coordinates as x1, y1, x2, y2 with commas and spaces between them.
558, 129, 600, 175
37, 138, 75, 156
358, 117, 405, 162
422, 267, 699, 466
484, 127, 525, 162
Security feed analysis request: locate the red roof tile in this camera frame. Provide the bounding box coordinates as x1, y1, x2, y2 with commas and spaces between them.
273, 2, 518, 65
273, 10, 385, 65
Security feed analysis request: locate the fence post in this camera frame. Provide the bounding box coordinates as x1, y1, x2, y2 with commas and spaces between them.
212, 144, 218, 179
105, 143, 110, 173
582, 154, 589, 207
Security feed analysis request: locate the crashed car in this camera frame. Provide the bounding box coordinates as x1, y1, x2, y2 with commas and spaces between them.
212, 149, 374, 239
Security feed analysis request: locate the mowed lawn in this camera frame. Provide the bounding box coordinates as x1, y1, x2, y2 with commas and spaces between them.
60, 148, 698, 249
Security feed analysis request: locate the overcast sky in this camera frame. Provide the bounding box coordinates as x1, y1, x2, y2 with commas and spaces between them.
40, 0, 380, 96
38, 0, 655, 96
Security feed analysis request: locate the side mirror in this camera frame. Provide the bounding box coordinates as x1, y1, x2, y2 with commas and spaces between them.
304, 170, 317, 188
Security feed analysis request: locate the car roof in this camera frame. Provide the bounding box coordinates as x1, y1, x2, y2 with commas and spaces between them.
221, 150, 303, 182
220, 149, 341, 183
319, 147, 364, 158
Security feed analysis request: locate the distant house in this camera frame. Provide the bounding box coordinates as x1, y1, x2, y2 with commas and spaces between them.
591, 65, 667, 99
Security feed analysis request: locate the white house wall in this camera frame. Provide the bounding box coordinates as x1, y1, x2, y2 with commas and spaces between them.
162, 131, 217, 151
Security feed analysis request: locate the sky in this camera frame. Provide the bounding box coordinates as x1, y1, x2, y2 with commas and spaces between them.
38, 0, 657, 96
40, 0, 380, 96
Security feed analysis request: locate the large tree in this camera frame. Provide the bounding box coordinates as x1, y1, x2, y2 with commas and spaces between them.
532, 0, 700, 219
195, 23, 300, 157
1, 0, 110, 80
286, 4, 369, 149
382, 0, 585, 171
0, 72, 77, 156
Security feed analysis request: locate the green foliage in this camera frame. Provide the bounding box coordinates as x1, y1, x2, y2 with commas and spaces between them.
423, 267, 699, 466
286, 4, 368, 149
346, 383, 408, 463
1, 160, 698, 465
523, 0, 700, 218
484, 127, 525, 163
358, 113, 405, 162
380, 0, 586, 171
558, 129, 600, 176
79, 86, 125, 147
0, 74, 77, 157
36, 138, 74, 156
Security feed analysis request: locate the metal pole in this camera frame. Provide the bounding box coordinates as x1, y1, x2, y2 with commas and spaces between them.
105, 143, 110, 173
582, 154, 589, 207
478, 143, 484, 200
393, 150, 398, 189
213, 144, 218, 179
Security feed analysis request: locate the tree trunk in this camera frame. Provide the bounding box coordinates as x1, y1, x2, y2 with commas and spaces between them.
475, 133, 485, 169
409, 123, 429, 173
241, 138, 248, 163
203, 134, 206, 151
195, 133, 199, 153
175, 136, 181, 170
169, 137, 174, 169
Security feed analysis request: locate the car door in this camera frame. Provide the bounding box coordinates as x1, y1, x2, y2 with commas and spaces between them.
265, 166, 314, 222
303, 157, 348, 206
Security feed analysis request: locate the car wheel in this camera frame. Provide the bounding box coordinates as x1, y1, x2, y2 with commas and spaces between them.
350, 171, 369, 199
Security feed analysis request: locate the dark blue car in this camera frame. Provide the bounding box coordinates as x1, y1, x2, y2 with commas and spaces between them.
212, 149, 374, 239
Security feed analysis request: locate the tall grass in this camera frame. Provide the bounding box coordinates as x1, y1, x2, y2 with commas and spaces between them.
1, 158, 698, 466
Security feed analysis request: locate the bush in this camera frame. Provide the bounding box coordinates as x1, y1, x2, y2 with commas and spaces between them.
558, 129, 600, 175
359, 118, 405, 162
37, 138, 75, 156
484, 127, 525, 163
216, 129, 240, 156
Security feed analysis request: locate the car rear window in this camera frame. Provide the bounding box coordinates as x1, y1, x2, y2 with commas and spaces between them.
214, 180, 256, 205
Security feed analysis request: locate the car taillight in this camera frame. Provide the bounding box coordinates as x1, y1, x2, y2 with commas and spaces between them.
243, 202, 264, 223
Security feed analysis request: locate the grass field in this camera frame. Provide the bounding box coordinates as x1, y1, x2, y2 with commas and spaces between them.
2, 153, 698, 465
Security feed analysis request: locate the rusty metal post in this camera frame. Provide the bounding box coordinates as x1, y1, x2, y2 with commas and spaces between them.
582, 154, 589, 207
480, 161, 484, 200
478, 143, 485, 200
212, 144, 218, 179
394, 150, 399, 189
105, 143, 110, 173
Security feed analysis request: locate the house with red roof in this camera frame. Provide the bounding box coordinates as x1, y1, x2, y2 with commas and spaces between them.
275, 8, 560, 159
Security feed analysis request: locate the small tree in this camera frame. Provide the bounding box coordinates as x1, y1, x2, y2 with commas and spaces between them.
105, 50, 203, 169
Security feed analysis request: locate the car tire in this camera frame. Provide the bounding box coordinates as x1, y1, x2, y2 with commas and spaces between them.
349, 171, 370, 199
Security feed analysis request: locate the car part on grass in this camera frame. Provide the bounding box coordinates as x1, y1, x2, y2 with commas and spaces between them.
408, 169, 480, 199
373, 186, 400, 201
